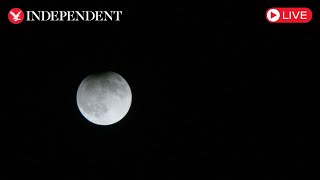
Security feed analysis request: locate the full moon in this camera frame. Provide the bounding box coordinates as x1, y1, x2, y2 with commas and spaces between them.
76, 71, 132, 125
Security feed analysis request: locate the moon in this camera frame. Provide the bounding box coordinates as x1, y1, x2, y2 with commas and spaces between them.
76, 71, 132, 125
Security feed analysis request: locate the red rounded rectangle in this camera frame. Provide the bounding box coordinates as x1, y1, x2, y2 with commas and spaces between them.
266, 7, 312, 23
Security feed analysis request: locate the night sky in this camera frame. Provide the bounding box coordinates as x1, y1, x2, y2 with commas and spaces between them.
1, 0, 320, 179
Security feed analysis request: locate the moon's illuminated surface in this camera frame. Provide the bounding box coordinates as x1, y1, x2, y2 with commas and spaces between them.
76, 71, 132, 125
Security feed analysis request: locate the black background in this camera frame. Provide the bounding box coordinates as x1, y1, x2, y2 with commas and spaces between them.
1, 0, 319, 179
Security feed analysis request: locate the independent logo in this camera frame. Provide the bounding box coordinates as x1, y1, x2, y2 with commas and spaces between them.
8, 8, 24, 24
8, 7, 122, 24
